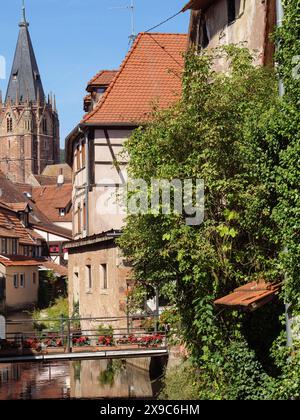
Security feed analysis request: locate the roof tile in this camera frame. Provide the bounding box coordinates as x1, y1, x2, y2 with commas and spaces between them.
83, 33, 187, 125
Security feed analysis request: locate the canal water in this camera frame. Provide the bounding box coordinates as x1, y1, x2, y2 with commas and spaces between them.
0, 313, 166, 400
0, 358, 165, 400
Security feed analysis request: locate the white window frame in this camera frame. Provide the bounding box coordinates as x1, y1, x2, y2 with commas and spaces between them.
100, 263, 108, 291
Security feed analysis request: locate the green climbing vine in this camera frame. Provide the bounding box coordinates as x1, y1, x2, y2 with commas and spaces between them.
118, 1, 300, 400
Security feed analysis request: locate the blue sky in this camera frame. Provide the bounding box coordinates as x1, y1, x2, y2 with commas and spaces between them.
0, 0, 189, 147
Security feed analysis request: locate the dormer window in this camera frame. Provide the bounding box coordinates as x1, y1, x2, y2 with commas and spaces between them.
96, 87, 106, 94
59, 208, 66, 217
13, 70, 18, 81
20, 212, 29, 228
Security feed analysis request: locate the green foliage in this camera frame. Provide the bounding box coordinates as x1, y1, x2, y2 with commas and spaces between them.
273, 0, 300, 309
126, 284, 147, 315
32, 297, 69, 331
159, 361, 202, 400
98, 360, 125, 387
38, 270, 67, 309
119, 40, 300, 399
97, 324, 114, 336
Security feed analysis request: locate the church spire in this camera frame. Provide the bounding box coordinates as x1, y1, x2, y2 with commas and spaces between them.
5, 3, 45, 104
20, 0, 29, 27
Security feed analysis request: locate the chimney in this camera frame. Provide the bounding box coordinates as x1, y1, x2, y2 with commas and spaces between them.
57, 168, 64, 186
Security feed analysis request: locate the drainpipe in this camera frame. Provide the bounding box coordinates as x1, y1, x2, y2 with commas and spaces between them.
276, 0, 292, 347
276, 0, 285, 97
85, 129, 90, 237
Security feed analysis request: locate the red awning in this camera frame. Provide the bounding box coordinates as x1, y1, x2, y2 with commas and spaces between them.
214, 281, 281, 312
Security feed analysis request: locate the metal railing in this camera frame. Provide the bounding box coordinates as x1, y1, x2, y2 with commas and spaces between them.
1, 315, 169, 356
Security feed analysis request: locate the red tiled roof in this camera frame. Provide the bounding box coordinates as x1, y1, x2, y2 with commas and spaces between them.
0, 227, 19, 238
0, 204, 36, 245
83, 33, 187, 125
214, 281, 281, 312
31, 184, 72, 223
5, 202, 29, 212
31, 221, 72, 240
87, 70, 118, 90
0, 256, 46, 267
41, 164, 72, 180
40, 260, 68, 277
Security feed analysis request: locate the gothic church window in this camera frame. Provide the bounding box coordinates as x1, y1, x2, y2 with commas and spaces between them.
7, 115, 13, 132
42, 118, 48, 134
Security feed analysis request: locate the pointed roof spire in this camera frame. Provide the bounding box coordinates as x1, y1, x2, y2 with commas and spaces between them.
5, 3, 45, 104
20, 0, 29, 28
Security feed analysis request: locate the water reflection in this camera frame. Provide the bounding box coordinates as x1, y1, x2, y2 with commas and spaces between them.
0, 358, 165, 400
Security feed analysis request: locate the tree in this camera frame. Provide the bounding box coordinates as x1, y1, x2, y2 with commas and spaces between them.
119, 47, 284, 398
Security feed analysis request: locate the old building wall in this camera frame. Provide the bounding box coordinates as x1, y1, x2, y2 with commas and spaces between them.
68, 241, 130, 330
72, 128, 132, 239
188, 0, 276, 67
0, 103, 60, 183
4, 265, 39, 311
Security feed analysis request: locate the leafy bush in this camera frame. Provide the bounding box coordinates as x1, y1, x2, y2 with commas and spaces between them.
32, 297, 69, 331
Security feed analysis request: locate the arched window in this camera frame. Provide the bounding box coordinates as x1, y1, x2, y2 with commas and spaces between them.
24, 120, 31, 131
42, 118, 47, 134
7, 114, 13, 132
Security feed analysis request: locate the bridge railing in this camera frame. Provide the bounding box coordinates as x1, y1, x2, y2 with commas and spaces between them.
1, 315, 169, 355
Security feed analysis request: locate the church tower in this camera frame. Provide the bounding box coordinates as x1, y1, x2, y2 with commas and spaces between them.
0, 3, 60, 183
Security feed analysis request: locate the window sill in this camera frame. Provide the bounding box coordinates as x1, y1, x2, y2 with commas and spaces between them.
100, 291, 109, 296
86, 290, 93, 295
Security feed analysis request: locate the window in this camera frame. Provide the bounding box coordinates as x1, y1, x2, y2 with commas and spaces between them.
42, 118, 48, 134
227, 0, 236, 24
74, 272, 79, 301
24, 120, 31, 131
59, 208, 66, 217
7, 115, 13, 133
24, 246, 29, 257
20, 212, 29, 228
1, 238, 7, 254
83, 201, 87, 231
86, 265, 92, 291
81, 142, 86, 168
201, 18, 209, 49
13, 274, 19, 289
49, 245, 60, 254
77, 204, 81, 234
100, 264, 108, 290
20, 273, 25, 288
33, 272, 37, 285
97, 87, 106, 94
12, 239, 18, 255
76, 145, 81, 171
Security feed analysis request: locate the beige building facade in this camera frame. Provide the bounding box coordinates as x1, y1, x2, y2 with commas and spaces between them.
65, 33, 188, 323
1, 263, 39, 312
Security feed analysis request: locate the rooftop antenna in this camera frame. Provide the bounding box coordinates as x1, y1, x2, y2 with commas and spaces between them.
109, 0, 136, 45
